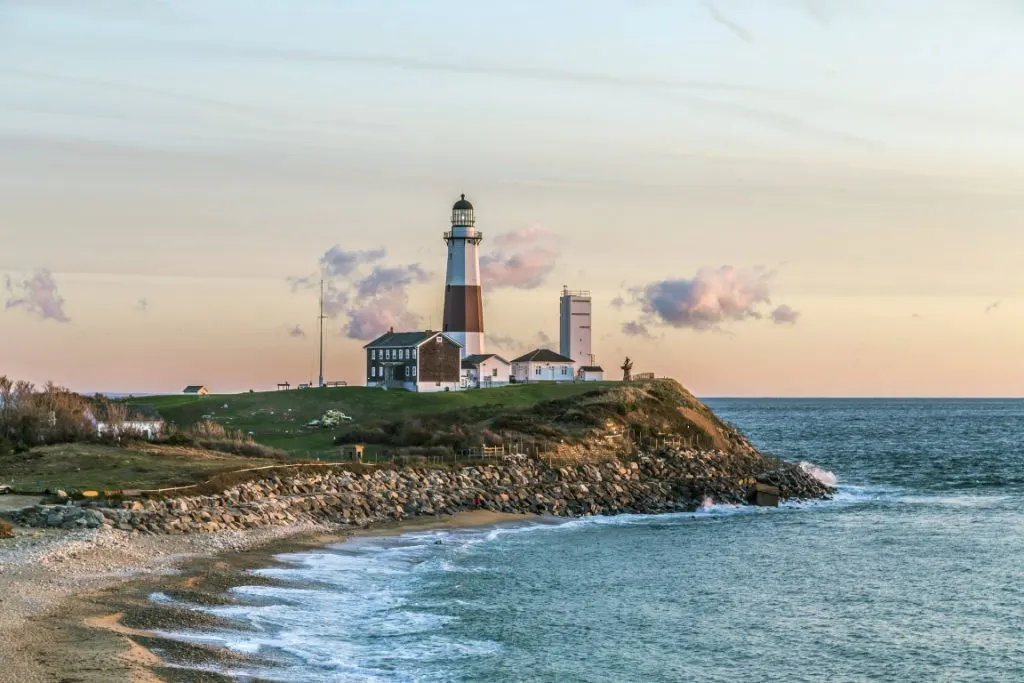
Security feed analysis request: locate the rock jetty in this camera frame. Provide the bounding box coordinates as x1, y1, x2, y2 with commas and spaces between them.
8, 449, 833, 535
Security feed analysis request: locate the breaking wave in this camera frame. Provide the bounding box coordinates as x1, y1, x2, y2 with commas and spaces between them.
799, 461, 838, 487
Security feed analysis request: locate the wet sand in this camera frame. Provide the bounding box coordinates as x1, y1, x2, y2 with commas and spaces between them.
0, 510, 527, 683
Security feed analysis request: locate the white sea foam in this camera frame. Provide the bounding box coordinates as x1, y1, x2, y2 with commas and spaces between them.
156, 490, 902, 680
799, 461, 839, 487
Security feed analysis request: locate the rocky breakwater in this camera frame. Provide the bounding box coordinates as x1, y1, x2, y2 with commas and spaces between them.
7, 449, 834, 534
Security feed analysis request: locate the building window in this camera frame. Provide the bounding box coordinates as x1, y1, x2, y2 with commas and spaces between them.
412, 348, 417, 358
562, 366, 569, 376
535, 367, 542, 376
492, 368, 498, 377
370, 366, 376, 377
404, 348, 409, 359
411, 365, 417, 377
371, 350, 377, 360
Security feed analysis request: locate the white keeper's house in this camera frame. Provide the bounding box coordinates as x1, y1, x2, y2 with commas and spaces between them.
510, 349, 577, 383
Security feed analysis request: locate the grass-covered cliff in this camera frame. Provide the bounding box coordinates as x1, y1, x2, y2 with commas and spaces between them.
131, 380, 755, 461
6, 379, 835, 528
3, 379, 786, 495
330, 379, 757, 461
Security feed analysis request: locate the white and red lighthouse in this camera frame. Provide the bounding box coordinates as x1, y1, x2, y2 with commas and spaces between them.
442, 194, 484, 357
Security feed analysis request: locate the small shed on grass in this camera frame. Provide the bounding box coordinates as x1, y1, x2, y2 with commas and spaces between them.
183, 385, 209, 395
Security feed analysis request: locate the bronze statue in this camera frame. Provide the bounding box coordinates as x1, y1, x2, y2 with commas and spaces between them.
621, 356, 633, 382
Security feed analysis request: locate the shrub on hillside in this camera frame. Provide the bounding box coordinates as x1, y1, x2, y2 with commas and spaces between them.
156, 422, 287, 460
0, 376, 93, 448
489, 412, 566, 439
197, 439, 288, 461
189, 420, 229, 440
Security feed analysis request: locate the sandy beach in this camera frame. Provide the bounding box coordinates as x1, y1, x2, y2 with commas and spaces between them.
0, 509, 526, 683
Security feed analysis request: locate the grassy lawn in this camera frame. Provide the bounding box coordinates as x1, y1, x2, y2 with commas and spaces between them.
0, 443, 276, 493
130, 383, 614, 456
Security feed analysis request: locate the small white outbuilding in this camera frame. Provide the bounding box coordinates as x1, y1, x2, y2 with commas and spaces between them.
461, 354, 512, 388
510, 349, 577, 383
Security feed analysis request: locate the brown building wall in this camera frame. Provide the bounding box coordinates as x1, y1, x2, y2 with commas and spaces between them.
418, 337, 461, 383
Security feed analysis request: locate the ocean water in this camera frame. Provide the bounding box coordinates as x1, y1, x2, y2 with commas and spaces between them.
157, 399, 1024, 682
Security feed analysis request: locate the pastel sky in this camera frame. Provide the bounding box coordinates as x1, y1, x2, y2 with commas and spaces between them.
2, 0, 1023, 397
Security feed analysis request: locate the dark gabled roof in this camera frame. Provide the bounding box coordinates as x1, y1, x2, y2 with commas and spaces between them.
461, 353, 510, 369
183, 385, 206, 393
579, 366, 604, 372
510, 349, 576, 364
364, 330, 462, 349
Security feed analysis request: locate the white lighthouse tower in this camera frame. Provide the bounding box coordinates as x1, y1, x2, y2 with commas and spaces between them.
442, 194, 485, 358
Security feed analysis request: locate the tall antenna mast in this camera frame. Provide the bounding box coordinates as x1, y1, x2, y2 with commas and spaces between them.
318, 279, 326, 388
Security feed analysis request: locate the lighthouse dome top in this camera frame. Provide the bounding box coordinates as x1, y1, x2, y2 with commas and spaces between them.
450, 194, 475, 227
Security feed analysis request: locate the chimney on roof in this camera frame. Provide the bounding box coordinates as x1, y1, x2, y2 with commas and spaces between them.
388, 326, 394, 334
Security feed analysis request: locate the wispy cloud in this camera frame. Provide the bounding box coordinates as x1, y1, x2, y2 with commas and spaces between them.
611, 295, 627, 310
3, 269, 70, 322
489, 330, 554, 353
621, 265, 798, 333
770, 304, 800, 325
622, 321, 654, 338
700, 0, 754, 43
985, 300, 1002, 313
345, 289, 421, 340
288, 324, 306, 339
134, 297, 148, 312
637, 266, 772, 330
322, 246, 387, 278
355, 264, 430, 299
288, 246, 431, 341
480, 224, 559, 290
6, 39, 878, 150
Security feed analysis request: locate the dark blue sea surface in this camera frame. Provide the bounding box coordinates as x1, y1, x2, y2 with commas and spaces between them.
156, 399, 1024, 682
